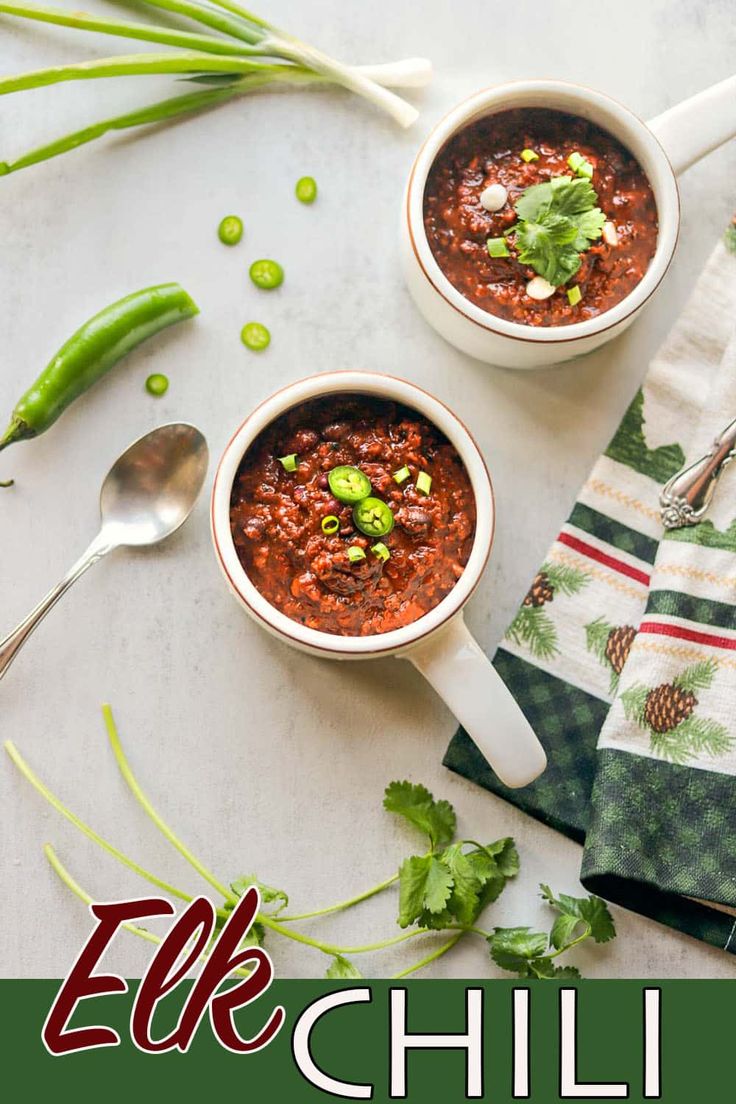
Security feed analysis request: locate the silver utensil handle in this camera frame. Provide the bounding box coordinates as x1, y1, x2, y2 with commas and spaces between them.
660, 417, 736, 530
0, 533, 112, 681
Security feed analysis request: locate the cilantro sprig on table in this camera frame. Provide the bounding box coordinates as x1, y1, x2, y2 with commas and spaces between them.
5, 714, 617, 981
489, 884, 616, 979
506, 175, 606, 287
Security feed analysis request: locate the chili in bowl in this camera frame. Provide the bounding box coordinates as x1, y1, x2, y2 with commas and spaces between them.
211, 371, 547, 789
402, 76, 736, 368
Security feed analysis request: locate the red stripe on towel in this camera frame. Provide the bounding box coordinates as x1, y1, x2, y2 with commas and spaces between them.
557, 532, 651, 586
639, 620, 736, 651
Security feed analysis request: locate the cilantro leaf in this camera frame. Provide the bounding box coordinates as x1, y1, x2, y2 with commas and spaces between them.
231, 875, 288, 915
488, 927, 549, 973
384, 780, 456, 848
326, 955, 364, 979
514, 215, 581, 287
540, 885, 616, 944
441, 843, 484, 926
398, 855, 453, 927
482, 837, 520, 878
509, 174, 605, 287
571, 207, 606, 247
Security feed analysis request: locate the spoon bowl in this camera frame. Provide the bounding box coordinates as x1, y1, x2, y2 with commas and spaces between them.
100, 423, 209, 547
0, 422, 209, 680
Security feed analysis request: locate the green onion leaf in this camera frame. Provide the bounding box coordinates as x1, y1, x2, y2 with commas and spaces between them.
371, 542, 390, 562
567, 285, 582, 306
347, 545, 366, 563
486, 237, 510, 258
393, 465, 411, 484
416, 472, 432, 495
321, 515, 340, 534
520, 148, 539, 163
279, 454, 298, 472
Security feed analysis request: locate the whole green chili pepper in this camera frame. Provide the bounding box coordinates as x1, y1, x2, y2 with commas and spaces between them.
0, 282, 198, 452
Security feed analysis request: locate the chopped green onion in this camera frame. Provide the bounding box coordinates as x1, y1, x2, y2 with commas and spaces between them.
520, 148, 539, 163
567, 285, 582, 307
240, 321, 270, 351
218, 215, 243, 246
393, 465, 411, 484
416, 471, 432, 495
347, 545, 366, 563
486, 237, 510, 258
568, 151, 593, 179
295, 176, 318, 204
371, 542, 390, 563
321, 515, 340, 535
145, 373, 169, 397
279, 454, 298, 472
250, 259, 284, 290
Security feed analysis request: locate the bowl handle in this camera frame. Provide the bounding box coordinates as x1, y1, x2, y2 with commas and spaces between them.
404, 614, 547, 789
647, 74, 736, 176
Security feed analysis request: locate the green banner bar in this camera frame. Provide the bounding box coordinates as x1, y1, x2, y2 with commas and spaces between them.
2, 979, 732, 1100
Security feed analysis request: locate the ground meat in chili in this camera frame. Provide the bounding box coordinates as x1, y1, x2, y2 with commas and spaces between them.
230, 395, 476, 636
423, 108, 658, 327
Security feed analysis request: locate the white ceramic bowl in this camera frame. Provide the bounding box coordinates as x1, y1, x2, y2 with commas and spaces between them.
401, 75, 736, 368
211, 370, 547, 788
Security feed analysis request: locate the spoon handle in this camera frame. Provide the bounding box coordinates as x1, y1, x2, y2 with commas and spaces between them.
0, 532, 113, 681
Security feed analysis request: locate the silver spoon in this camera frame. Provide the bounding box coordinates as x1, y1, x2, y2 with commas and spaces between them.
0, 422, 208, 681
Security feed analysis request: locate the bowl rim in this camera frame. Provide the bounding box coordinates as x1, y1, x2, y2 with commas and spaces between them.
210, 370, 495, 656
405, 78, 681, 345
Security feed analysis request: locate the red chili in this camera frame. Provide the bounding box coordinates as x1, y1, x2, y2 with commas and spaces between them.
229, 396, 476, 637
423, 108, 658, 327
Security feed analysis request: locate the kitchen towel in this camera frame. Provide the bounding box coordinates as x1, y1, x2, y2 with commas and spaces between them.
445, 216, 736, 953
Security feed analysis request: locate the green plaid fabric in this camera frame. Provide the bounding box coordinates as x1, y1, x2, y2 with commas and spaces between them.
446, 219, 736, 957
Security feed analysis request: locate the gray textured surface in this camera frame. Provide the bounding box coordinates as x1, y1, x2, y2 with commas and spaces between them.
1, 0, 735, 979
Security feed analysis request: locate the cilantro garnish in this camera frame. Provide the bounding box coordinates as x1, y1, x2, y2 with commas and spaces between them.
487, 883, 616, 979
6, 711, 617, 984
507, 174, 606, 287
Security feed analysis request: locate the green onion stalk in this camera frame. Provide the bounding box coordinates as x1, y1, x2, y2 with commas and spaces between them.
4, 707, 490, 980
0, 0, 432, 175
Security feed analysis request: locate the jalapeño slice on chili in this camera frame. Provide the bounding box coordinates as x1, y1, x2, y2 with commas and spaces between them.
328, 465, 371, 503
353, 496, 394, 537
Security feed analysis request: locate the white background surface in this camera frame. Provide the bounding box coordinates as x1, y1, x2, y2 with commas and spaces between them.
2, 0, 735, 979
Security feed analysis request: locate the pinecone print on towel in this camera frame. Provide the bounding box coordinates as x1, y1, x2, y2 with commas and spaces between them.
586, 618, 637, 693
604, 388, 685, 483
506, 562, 590, 660
621, 660, 732, 765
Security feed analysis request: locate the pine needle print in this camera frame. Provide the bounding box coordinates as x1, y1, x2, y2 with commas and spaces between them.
620, 660, 732, 765
506, 606, 558, 660
506, 561, 590, 660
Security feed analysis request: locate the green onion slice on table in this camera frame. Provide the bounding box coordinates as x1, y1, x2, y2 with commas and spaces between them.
295, 176, 317, 204
218, 214, 243, 245
249, 259, 284, 290
328, 465, 371, 504
353, 496, 394, 538
240, 321, 270, 350
145, 372, 169, 396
